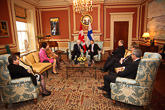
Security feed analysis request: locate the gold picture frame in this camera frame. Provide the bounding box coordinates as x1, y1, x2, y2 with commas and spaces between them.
81, 14, 93, 26
0, 20, 9, 37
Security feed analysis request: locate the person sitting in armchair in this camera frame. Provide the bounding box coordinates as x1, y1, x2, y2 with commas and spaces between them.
8, 54, 51, 97
71, 40, 84, 63
98, 49, 142, 99
87, 40, 102, 63
100, 40, 125, 72
109, 42, 139, 73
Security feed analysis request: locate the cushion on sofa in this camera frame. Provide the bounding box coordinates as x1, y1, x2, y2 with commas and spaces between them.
32, 52, 40, 63
32, 63, 52, 73
26, 53, 36, 64
23, 56, 33, 66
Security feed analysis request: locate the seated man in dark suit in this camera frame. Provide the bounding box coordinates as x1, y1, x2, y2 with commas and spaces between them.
87, 40, 102, 62
100, 40, 125, 72
98, 49, 142, 99
71, 40, 84, 61
109, 42, 139, 73
8, 54, 51, 97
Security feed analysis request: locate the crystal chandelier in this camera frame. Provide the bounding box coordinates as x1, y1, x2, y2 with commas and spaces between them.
73, 0, 93, 15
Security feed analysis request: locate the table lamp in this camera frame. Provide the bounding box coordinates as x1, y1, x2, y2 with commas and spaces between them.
142, 32, 150, 43
46, 35, 51, 41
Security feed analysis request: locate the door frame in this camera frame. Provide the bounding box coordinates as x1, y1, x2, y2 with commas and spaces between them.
110, 12, 134, 50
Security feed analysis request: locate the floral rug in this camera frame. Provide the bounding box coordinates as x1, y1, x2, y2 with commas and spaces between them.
1, 62, 165, 110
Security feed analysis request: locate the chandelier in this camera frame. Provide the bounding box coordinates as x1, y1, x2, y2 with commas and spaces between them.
73, 0, 93, 15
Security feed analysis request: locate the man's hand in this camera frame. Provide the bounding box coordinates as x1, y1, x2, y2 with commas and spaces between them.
119, 58, 124, 64
80, 49, 83, 52
88, 50, 90, 53
100, 51, 102, 53
116, 67, 123, 73
27, 69, 31, 73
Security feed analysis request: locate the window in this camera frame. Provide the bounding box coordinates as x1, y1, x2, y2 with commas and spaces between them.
16, 21, 29, 53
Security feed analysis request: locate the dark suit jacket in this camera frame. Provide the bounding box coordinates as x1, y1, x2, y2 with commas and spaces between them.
117, 59, 141, 79
8, 64, 37, 86
112, 45, 125, 59
87, 44, 101, 55
73, 44, 84, 54
109, 55, 133, 72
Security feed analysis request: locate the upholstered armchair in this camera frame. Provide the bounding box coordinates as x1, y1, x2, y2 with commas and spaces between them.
110, 52, 162, 108
86, 41, 103, 62
0, 54, 40, 108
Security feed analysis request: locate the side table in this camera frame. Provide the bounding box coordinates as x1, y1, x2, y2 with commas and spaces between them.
55, 50, 66, 64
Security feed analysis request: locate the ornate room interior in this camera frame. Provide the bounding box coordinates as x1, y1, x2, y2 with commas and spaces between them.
0, 0, 164, 109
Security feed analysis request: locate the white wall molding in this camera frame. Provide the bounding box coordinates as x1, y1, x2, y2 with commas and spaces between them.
110, 12, 134, 50
38, 7, 71, 41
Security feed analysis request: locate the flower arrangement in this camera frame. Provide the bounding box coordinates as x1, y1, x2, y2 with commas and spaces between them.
77, 57, 87, 62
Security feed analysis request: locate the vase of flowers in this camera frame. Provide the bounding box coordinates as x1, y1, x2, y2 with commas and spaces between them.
77, 57, 87, 66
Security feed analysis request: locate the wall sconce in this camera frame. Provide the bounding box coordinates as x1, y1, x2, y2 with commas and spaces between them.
142, 32, 150, 43
46, 35, 51, 41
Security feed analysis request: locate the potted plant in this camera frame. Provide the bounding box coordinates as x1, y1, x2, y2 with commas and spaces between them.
36, 34, 44, 42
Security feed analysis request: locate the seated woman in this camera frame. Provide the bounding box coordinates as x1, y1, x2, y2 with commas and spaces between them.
8, 55, 51, 97
39, 42, 59, 75
46, 44, 60, 69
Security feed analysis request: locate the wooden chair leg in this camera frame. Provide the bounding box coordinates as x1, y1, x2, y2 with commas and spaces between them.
5, 103, 8, 109
46, 70, 48, 78
112, 100, 116, 105
143, 106, 147, 110
33, 98, 37, 105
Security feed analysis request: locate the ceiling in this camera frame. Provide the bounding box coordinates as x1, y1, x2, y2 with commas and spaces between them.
24, 0, 145, 7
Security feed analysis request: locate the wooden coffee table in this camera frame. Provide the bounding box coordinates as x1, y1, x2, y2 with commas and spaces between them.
66, 61, 97, 79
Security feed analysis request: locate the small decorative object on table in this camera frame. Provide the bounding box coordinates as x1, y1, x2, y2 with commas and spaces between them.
77, 57, 87, 66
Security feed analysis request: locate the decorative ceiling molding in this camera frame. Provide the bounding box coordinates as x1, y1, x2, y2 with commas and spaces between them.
24, 0, 145, 7
105, 0, 144, 3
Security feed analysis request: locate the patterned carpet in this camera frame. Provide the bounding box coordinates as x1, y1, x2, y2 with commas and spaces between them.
1, 62, 165, 110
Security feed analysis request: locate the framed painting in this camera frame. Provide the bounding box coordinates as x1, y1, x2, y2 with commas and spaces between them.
81, 14, 93, 26
147, 0, 165, 40
0, 20, 9, 37
50, 18, 60, 36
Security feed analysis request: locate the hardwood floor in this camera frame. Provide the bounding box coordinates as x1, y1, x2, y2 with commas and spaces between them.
61, 52, 165, 95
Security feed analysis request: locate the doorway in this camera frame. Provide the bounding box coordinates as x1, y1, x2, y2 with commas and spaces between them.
114, 21, 128, 50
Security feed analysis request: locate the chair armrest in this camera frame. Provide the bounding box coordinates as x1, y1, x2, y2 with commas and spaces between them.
10, 77, 32, 84
115, 77, 137, 85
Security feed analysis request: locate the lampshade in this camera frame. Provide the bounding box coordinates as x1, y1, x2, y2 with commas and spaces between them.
142, 32, 150, 38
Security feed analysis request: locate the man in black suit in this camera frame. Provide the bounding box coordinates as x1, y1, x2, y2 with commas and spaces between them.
71, 40, 84, 60
109, 42, 139, 72
8, 54, 51, 97
87, 40, 102, 62
98, 49, 142, 98
100, 40, 125, 72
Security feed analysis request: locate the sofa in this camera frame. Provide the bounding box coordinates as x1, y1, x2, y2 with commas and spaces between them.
110, 52, 162, 108
20, 51, 52, 77
68, 41, 103, 62
0, 54, 40, 108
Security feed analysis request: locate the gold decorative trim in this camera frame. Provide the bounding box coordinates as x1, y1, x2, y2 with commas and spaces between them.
139, 2, 146, 41
104, 5, 140, 41
81, 14, 93, 26
0, 0, 17, 49
110, 12, 134, 50
73, 5, 100, 33
38, 7, 71, 40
